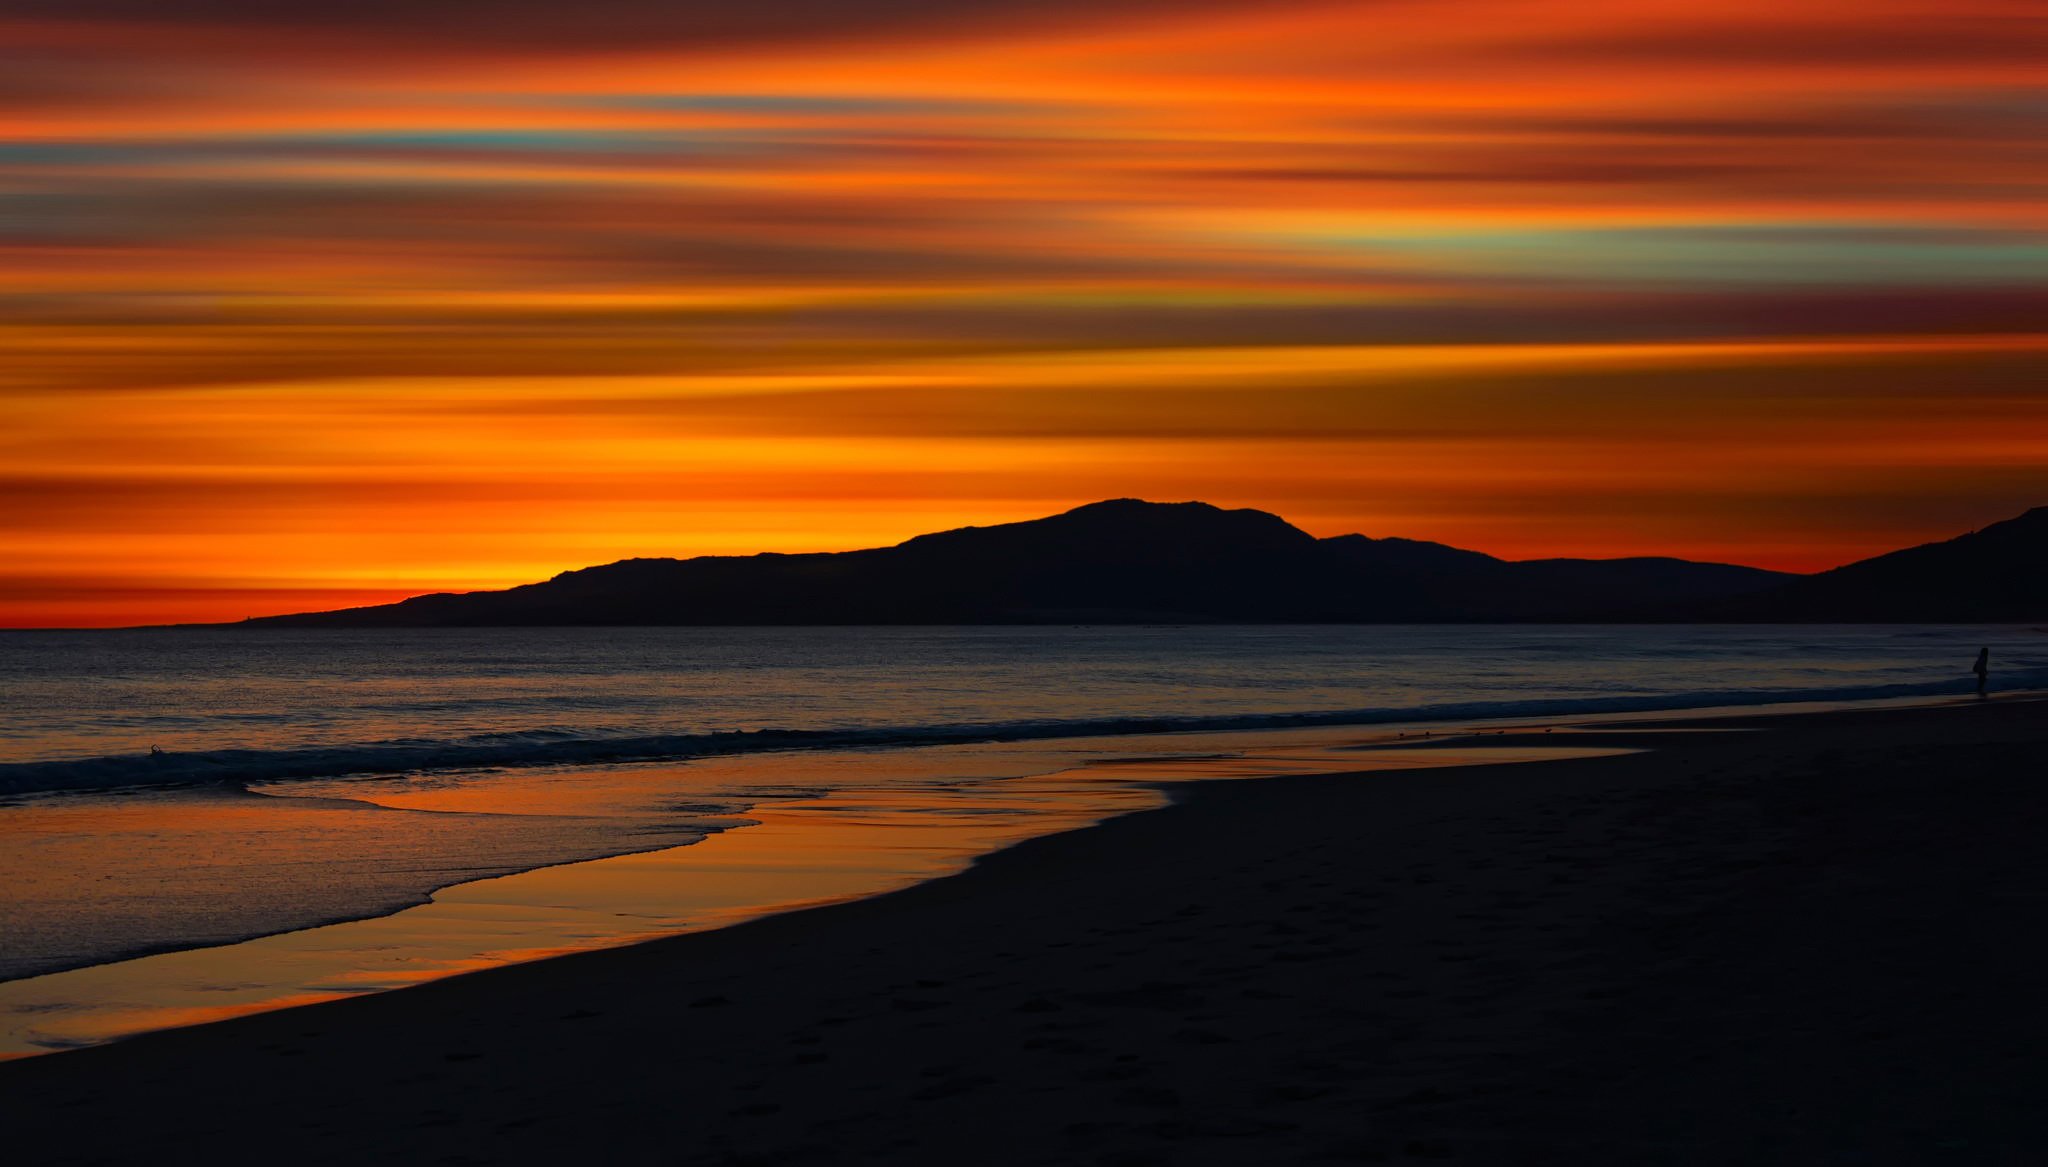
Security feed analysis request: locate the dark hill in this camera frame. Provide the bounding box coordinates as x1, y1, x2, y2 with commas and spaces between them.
244, 499, 1792, 627
1703, 507, 2048, 622
1316, 536, 1790, 621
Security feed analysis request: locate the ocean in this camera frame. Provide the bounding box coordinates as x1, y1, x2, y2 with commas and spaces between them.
6, 624, 2039, 795
1, 624, 2040, 1053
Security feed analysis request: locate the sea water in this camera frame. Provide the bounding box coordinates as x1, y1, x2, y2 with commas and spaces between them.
5, 624, 2039, 794
0, 624, 2040, 1026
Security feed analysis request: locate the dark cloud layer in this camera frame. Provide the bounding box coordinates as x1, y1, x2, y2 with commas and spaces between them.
4, 0, 1293, 54
1493, 13, 2048, 68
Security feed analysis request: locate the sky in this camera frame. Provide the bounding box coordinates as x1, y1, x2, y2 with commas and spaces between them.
3, 0, 2045, 626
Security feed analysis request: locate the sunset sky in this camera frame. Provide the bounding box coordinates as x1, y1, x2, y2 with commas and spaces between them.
4, 0, 2045, 626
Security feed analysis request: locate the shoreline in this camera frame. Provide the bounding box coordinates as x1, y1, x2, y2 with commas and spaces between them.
0, 729, 1624, 1056
2, 687, 2016, 987
0, 691, 2016, 1057
9, 697, 2048, 1162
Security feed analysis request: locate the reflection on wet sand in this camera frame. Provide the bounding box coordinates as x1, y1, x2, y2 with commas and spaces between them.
0, 730, 1627, 1057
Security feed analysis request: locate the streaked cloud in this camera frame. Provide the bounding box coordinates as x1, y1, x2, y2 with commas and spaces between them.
2, 0, 2045, 624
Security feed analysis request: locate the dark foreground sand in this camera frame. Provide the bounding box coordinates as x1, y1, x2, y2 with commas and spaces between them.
9, 699, 2048, 1165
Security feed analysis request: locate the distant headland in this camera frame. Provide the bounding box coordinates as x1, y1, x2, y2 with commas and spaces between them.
233, 499, 2048, 627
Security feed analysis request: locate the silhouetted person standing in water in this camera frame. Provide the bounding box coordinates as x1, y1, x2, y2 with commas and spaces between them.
1974, 646, 1990, 700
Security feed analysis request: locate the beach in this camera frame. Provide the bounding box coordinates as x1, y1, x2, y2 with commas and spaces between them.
8, 697, 2045, 1163
9, 0, 2042, 1157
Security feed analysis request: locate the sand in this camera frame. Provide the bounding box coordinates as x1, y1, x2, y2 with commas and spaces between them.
7, 698, 2048, 1164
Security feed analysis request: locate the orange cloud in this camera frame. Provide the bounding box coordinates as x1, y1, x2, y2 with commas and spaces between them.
2, 0, 2045, 624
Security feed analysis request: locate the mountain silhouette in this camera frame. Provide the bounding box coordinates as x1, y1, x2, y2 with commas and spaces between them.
1701, 506, 2048, 621
242, 499, 1797, 627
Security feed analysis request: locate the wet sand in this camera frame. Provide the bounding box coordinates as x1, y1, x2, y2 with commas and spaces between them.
0, 737, 1598, 1055
8, 698, 2048, 1164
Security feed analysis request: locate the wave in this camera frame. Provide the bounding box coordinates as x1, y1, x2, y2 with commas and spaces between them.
4, 670, 2040, 798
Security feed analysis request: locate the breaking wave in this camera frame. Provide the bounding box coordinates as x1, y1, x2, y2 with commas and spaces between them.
6, 670, 2038, 798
